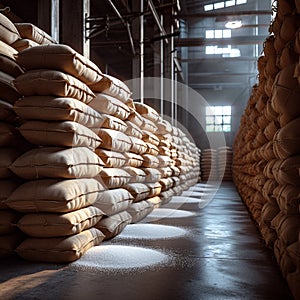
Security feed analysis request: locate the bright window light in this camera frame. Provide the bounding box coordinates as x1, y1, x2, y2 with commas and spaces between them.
225, 0, 235, 6
214, 2, 225, 9
223, 29, 231, 38
206, 106, 232, 132
205, 46, 215, 54
205, 30, 214, 39
215, 30, 223, 38
204, 4, 213, 11
236, 0, 247, 4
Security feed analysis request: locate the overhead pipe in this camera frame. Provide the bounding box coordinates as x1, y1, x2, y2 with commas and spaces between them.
106, 0, 135, 55
147, 0, 169, 44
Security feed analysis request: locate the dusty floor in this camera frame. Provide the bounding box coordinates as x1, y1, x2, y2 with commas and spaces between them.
0, 183, 293, 300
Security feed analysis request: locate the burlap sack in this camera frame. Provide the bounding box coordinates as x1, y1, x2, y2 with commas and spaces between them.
14, 70, 95, 104
127, 109, 144, 127
142, 168, 161, 183
10, 146, 104, 179
0, 209, 20, 234
127, 200, 154, 223
0, 148, 20, 179
16, 228, 105, 262
17, 206, 103, 237
5, 178, 106, 213
144, 142, 159, 156
158, 167, 173, 178
16, 44, 103, 85
145, 182, 162, 197
11, 39, 39, 52
125, 120, 143, 139
124, 152, 144, 168
273, 117, 300, 159
95, 149, 126, 168
98, 168, 131, 189
20, 121, 102, 149
124, 183, 150, 202
123, 166, 146, 183
0, 53, 24, 77
0, 40, 18, 60
0, 70, 21, 104
97, 114, 127, 132
96, 128, 132, 152
273, 156, 300, 186
0, 232, 24, 258
134, 102, 159, 122
15, 23, 57, 45
141, 154, 159, 168
157, 120, 172, 134
129, 136, 147, 154
0, 13, 20, 45
88, 93, 130, 120
93, 188, 133, 216
94, 210, 132, 240
159, 178, 174, 192
0, 179, 20, 209
89, 74, 132, 103
0, 100, 18, 124
140, 117, 158, 133
14, 96, 103, 128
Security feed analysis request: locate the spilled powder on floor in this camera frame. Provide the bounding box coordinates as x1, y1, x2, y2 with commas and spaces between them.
114, 224, 189, 240
142, 208, 195, 222
70, 245, 170, 272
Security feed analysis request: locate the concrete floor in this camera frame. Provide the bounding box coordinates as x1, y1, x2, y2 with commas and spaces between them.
0, 183, 293, 300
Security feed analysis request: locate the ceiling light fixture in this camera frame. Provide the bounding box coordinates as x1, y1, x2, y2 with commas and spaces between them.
225, 20, 242, 29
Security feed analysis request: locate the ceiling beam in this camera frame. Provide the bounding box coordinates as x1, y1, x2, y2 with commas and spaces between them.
189, 72, 256, 77
179, 57, 258, 62
190, 82, 249, 89
179, 10, 271, 19
176, 35, 266, 47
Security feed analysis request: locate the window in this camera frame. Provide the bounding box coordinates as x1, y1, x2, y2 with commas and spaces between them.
205, 45, 241, 57
205, 29, 231, 39
204, 0, 247, 11
206, 106, 231, 132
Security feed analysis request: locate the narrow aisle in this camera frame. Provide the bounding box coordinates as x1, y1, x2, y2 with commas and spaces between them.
0, 183, 293, 300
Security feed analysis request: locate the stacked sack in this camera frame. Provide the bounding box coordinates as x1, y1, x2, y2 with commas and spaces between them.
12, 22, 58, 51
0, 13, 30, 259
124, 103, 161, 222
201, 148, 218, 181
217, 146, 233, 181
5, 44, 108, 263
87, 75, 135, 238
233, 1, 300, 298
156, 119, 177, 204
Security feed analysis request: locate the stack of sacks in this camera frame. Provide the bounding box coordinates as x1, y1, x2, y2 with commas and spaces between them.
169, 127, 183, 196
156, 119, 175, 204
234, 1, 300, 297
217, 146, 233, 181
121, 102, 160, 222
186, 140, 201, 186
201, 149, 218, 181
5, 43, 107, 263
11, 22, 57, 52
135, 102, 163, 208
87, 75, 134, 239
0, 13, 29, 258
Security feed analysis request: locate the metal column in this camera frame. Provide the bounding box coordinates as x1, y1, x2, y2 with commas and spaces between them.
140, 0, 144, 103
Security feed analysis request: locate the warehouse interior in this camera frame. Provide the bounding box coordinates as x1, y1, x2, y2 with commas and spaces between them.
0, 0, 299, 299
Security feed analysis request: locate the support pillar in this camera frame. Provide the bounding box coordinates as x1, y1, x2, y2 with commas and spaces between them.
60, 0, 90, 57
